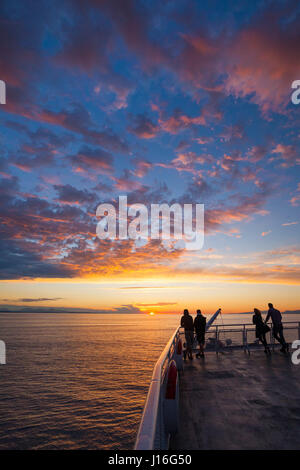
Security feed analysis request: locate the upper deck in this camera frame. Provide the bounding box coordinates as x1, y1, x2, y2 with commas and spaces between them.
171, 348, 300, 450
135, 320, 300, 450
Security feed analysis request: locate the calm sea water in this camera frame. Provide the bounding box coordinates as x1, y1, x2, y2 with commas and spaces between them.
0, 312, 299, 450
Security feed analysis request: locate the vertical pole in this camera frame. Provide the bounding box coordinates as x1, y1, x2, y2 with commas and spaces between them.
298, 322, 300, 340
0, 80, 6, 105
0, 340, 5, 364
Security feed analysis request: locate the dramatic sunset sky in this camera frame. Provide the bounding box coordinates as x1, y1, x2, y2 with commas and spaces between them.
0, 0, 299, 314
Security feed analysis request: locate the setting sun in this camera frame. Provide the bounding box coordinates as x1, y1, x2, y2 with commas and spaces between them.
149, 312, 155, 316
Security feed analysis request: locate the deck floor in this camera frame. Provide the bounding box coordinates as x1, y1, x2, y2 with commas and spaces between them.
171, 349, 300, 450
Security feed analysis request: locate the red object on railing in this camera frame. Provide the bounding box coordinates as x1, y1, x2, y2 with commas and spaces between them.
176, 338, 182, 355
165, 360, 177, 400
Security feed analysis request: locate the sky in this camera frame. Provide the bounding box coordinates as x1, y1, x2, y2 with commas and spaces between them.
0, 0, 299, 314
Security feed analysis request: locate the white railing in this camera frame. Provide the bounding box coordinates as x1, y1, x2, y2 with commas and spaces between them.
181, 321, 300, 353
134, 326, 181, 450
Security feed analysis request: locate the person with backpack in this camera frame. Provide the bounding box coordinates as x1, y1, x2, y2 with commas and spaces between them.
180, 309, 194, 360
265, 303, 289, 353
194, 309, 206, 358
252, 308, 271, 355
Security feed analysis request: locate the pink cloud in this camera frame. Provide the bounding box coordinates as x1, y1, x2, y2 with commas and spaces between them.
222, 19, 300, 113
131, 159, 153, 178
159, 113, 206, 134
128, 115, 160, 139
271, 144, 300, 167
290, 182, 300, 206
282, 221, 298, 227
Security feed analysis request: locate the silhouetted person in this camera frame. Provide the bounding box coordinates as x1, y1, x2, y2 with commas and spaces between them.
252, 308, 271, 355
194, 309, 206, 357
265, 303, 288, 353
180, 309, 194, 360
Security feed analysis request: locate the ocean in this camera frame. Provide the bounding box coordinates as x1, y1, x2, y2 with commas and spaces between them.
0, 312, 299, 450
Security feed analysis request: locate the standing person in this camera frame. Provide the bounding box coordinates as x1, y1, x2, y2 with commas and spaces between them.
180, 309, 194, 360
194, 309, 206, 358
252, 308, 271, 355
265, 303, 289, 353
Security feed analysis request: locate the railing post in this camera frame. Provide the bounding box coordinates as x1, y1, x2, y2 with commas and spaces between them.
298, 322, 300, 340
215, 325, 218, 354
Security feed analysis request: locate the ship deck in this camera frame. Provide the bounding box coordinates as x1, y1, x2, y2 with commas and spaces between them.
170, 349, 300, 450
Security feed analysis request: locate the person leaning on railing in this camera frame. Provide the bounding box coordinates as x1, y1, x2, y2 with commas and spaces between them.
265, 303, 289, 353
180, 309, 194, 360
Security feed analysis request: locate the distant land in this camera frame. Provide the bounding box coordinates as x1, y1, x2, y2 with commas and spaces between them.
0, 305, 299, 315
0, 304, 142, 314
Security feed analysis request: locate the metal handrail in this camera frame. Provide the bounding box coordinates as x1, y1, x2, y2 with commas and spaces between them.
204, 321, 300, 353
179, 321, 300, 353
134, 326, 181, 450
204, 321, 299, 328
